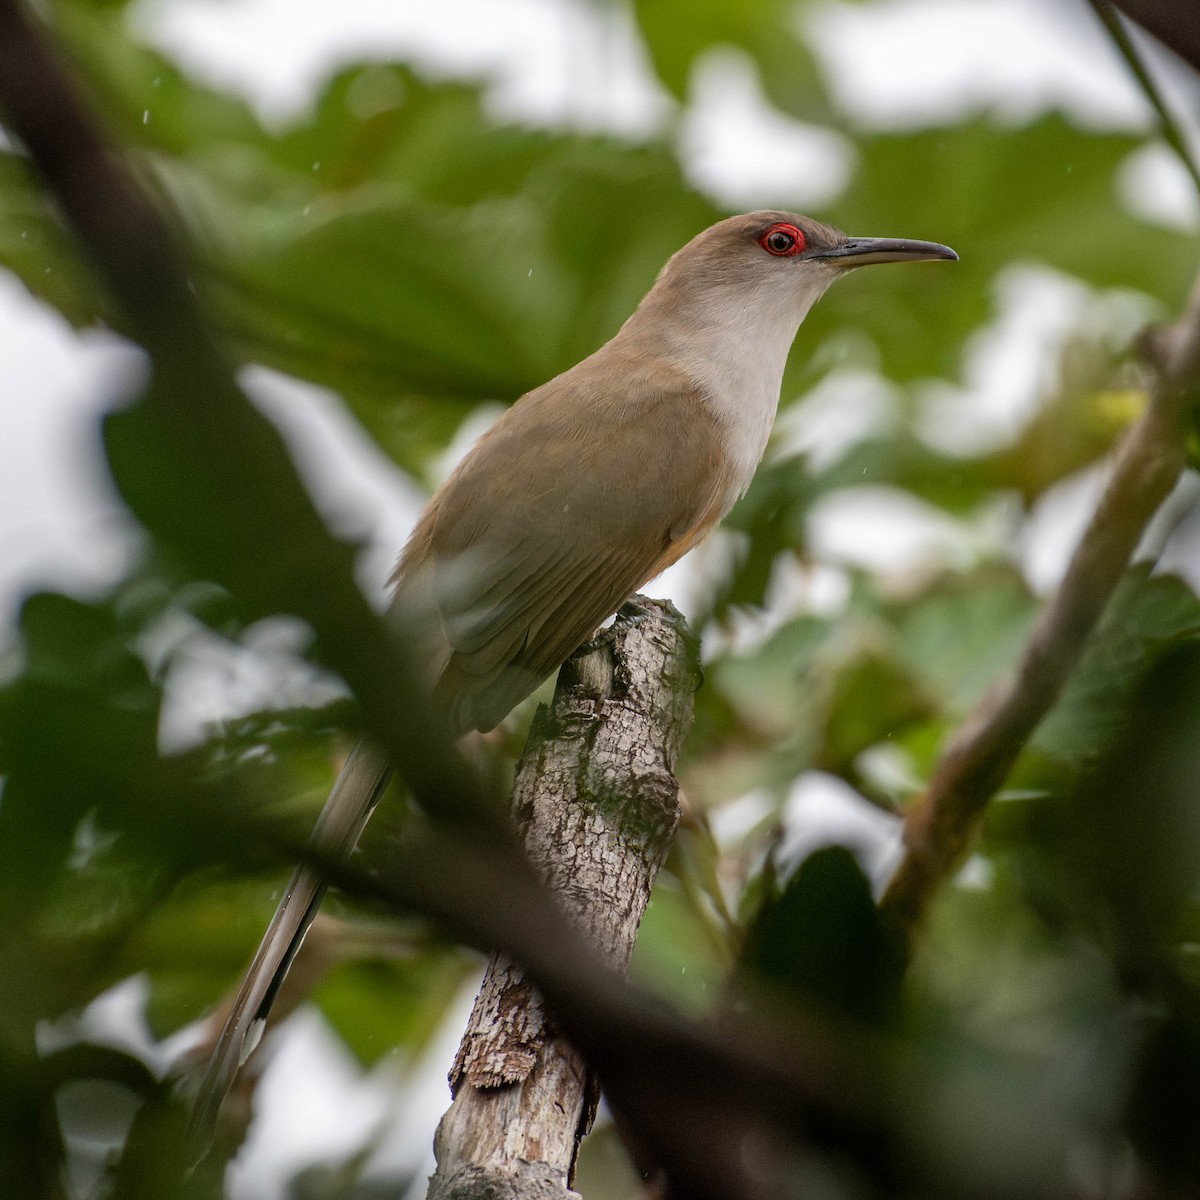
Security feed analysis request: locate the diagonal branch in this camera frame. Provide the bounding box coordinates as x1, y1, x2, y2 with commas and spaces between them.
882, 270, 1200, 933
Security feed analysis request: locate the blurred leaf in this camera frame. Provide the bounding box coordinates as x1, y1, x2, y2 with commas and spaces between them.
198, 131, 717, 473
990, 341, 1140, 501
314, 947, 471, 1067
134, 878, 293, 1037
39, 1043, 157, 1096
0, 151, 107, 325
1069, 638, 1200, 952
631, 878, 726, 1013
1029, 641, 1200, 1189
290, 1159, 418, 1200
272, 63, 558, 205
0, 593, 160, 934
106, 1084, 213, 1200
632, 0, 833, 122
817, 644, 932, 775
893, 566, 1038, 718
1127, 1017, 1200, 1187
573, 1119, 643, 1200
804, 115, 1196, 381
48, 0, 271, 158
8, 9, 722, 478
721, 463, 816, 612
712, 614, 833, 741
810, 435, 997, 513
741, 845, 902, 1026
1032, 566, 1200, 766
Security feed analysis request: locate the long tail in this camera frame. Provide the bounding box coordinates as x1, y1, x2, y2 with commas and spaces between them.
187, 738, 392, 1160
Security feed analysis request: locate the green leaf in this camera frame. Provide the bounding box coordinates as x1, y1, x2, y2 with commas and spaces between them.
315, 948, 471, 1067
817, 645, 932, 775
805, 115, 1196, 381
0, 152, 107, 326
631, 877, 726, 1013
741, 845, 902, 1026
272, 63, 558, 206
893, 566, 1038, 718
1032, 567, 1200, 765
632, 0, 833, 123
49, 0, 271, 157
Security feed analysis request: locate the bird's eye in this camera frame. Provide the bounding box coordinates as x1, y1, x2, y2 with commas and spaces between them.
759, 223, 806, 257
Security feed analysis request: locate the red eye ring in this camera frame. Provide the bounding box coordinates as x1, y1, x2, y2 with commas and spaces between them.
759, 222, 806, 257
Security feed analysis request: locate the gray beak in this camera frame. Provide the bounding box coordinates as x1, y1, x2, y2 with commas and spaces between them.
812, 236, 958, 267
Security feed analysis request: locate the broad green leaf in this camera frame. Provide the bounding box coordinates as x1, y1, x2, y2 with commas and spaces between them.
48, 0, 271, 157
1031, 567, 1200, 765
893, 566, 1038, 717
315, 948, 472, 1067
805, 115, 1195, 381
272, 63, 558, 206
633, 0, 833, 123
741, 845, 902, 1026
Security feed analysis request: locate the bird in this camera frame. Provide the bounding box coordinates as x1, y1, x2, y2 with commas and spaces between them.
188, 210, 956, 1153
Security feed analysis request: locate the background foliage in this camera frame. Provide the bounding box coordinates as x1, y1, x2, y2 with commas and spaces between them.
2, 0, 1200, 1196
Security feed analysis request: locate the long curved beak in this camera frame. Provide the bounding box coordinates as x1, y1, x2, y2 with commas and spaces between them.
813, 236, 958, 267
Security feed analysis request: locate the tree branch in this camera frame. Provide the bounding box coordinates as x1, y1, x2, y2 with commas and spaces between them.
882, 269, 1200, 933
429, 598, 698, 1200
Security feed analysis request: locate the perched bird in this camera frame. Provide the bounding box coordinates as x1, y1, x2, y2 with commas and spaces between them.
189, 210, 956, 1151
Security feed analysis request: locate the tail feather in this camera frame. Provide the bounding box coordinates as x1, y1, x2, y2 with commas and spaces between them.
187, 739, 392, 1161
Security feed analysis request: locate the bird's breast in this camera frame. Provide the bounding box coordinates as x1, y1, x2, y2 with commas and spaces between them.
686, 352, 785, 512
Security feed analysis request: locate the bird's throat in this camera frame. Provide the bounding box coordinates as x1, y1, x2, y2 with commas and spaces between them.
668, 272, 836, 506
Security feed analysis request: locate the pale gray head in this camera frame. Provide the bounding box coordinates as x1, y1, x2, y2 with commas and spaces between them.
630, 209, 957, 351
653, 209, 956, 302
618, 211, 957, 503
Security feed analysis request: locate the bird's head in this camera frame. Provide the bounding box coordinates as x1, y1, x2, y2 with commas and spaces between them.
614, 209, 958, 476
647, 209, 957, 333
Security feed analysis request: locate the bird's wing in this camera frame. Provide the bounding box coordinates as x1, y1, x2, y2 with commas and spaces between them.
392, 366, 728, 733
190, 365, 728, 1152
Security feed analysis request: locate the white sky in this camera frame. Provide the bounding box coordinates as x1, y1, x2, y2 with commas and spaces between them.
3, 1, 1199, 1195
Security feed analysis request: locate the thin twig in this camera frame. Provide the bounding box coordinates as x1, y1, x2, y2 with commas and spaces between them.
882, 271, 1200, 933
1087, 0, 1200, 198
882, 0, 1200, 936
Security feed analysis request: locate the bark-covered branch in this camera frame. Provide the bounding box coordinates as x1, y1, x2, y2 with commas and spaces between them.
882, 270, 1200, 933
429, 598, 698, 1200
